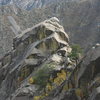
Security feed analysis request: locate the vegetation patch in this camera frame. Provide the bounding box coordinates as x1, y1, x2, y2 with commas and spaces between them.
29, 63, 56, 88
68, 44, 83, 63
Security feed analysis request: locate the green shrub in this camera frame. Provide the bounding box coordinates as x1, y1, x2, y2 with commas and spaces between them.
32, 63, 55, 89
68, 44, 83, 61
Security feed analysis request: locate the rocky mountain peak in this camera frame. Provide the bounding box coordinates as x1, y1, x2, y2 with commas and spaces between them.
0, 17, 71, 100
0, 0, 100, 100
0, 17, 100, 100
0, 0, 100, 57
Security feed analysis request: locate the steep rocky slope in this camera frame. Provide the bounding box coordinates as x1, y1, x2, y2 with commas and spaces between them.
44, 43, 100, 100
0, 17, 71, 100
0, 0, 100, 57
0, 17, 100, 100
0, 0, 57, 10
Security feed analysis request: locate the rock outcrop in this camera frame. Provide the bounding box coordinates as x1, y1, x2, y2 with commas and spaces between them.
0, 17, 100, 100
43, 44, 100, 100
0, 17, 71, 100
0, 0, 100, 56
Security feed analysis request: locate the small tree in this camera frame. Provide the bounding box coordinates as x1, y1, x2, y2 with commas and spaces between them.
68, 44, 83, 64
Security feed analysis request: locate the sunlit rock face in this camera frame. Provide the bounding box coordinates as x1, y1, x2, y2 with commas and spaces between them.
0, 17, 71, 100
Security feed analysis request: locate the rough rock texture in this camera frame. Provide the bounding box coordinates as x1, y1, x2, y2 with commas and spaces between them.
0, 0, 100, 56
0, 17, 71, 100
0, 17, 100, 100
43, 44, 100, 100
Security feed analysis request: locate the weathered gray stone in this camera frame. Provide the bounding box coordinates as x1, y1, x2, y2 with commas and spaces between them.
0, 18, 70, 100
